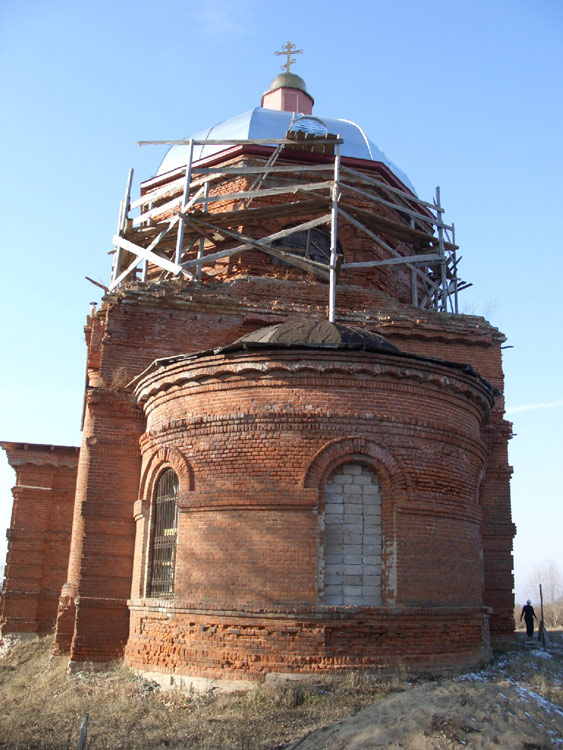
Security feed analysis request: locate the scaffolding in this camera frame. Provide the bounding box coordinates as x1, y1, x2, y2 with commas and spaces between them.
109, 128, 468, 318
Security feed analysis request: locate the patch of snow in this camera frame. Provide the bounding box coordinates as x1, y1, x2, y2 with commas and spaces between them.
531, 649, 553, 660
0, 636, 24, 658
457, 672, 488, 682
514, 685, 563, 718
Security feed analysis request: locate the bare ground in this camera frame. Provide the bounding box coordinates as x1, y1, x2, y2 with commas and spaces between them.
0, 632, 561, 749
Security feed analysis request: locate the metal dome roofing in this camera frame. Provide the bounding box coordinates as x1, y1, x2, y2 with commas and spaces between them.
265, 72, 310, 95
156, 107, 416, 193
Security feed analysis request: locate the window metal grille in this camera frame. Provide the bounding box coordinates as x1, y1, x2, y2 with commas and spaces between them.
148, 468, 179, 598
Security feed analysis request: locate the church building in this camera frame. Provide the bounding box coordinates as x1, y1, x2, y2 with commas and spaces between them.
1, 47, 515, 687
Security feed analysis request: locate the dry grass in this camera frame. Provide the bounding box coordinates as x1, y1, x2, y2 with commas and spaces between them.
0, 632, 561, 749
515, 601, 563, 629
491, 631, 563, 709
0, 636, 403, 750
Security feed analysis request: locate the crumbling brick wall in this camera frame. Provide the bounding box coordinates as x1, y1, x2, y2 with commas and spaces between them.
53, 271, 512, 669
51, 136, 513, 670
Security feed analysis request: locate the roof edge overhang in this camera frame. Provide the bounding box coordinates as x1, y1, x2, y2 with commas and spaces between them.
140, 143, 418, 200
129, 341, 499, 405
1, 441, 80, 454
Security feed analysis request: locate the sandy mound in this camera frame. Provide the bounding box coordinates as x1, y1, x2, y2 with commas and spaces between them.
288, 679, 563, 749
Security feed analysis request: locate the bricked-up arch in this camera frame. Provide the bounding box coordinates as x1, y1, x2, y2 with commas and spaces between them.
324, 464, 382, 606
303, 436, 410, 496
148, 468, 179, 598
305, 437, 409, 605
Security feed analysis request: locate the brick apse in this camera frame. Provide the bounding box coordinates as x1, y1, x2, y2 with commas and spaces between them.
1, 68, 515, 684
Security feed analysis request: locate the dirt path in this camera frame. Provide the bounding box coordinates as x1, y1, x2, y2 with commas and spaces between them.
287, 678, 563, 749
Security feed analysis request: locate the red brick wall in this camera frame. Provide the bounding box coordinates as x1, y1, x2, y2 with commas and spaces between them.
53, 391, 145, 661
125, 607, 490, 679
122, 347, 495, 676
0, 443, 78, 634
57, 274, 512, 668
142, 152, 426, 304
56, 216, 512, 670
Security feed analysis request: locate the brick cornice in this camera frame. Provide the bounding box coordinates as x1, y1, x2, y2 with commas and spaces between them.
99, 279, 503, 348
1, 442, 79, 469
135, 351, 495, 418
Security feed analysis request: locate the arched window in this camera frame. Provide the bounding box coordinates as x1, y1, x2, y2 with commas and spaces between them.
323, 463, 381, 606
148, 468, 179, 598
271, 227, 342, 267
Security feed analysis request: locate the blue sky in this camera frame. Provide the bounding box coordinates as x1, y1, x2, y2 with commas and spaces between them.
0, 0, 561, 603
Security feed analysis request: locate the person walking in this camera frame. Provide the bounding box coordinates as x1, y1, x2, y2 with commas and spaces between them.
520, 600, 537, 637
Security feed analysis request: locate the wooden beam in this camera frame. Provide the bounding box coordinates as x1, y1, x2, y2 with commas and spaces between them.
242, 143, 283, 210
193, 163, 334, 176
144, 215, 180, 253
108, 255, 142, 290
178, 185, 205, 216
130, 175, 185, 210
120, 168, 134, 231
190, 180, 334, 207
139, 137, 344, 146
185, 218, 331, 279
132, 195, 182, 225
85, 276, 109, 292
131, 173, 223, 211
180, 214, 332, 268
338, 208, 443, 296
188, 197, 329, 229
339, 200, 457, 250
175, 139, 195, 265
435, 186, 448, 311
341, 164, 443, 213
342, 253, 443, 269
340, 180, 452, 232
133, 185, 205, 226
112, 235, 193, 278
329, 143, 341, 322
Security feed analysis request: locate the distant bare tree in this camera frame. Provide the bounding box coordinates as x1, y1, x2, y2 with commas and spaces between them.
524, 559, 563, 627
527, 559, 563, 604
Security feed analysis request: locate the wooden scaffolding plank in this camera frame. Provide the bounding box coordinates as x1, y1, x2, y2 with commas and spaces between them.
180, 213, 332, 268
112, 235, 192, 278
340, 180, 452, 232
340, 201, 433, 247
341, 164, 443, 213
342, 253, 443, 269
139, 137, 344, 147
189, 180, 334, 207
187, 197, 329, 229
193, 163, 334, 176
338, 207, 444, 297
183, 217, 332, 279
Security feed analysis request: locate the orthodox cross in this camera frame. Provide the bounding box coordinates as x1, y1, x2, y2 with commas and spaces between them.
275, 41, 303, 73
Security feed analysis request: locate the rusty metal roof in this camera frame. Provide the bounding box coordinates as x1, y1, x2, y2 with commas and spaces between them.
130, 320, 498, 402
226, 320, 400, 353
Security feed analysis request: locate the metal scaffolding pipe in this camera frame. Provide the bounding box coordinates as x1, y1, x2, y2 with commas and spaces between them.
328, 142, 341, 323
175, 140, 194, 267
